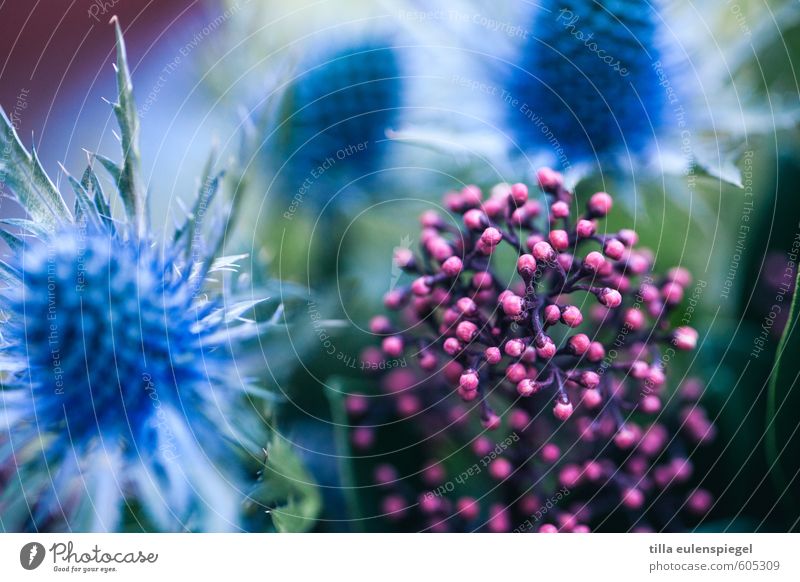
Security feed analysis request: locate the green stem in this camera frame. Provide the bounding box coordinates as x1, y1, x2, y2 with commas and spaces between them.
765, 263, 800, 506
325, 377, 365, 532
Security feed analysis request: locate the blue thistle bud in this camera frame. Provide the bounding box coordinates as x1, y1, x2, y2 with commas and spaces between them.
271, 39, 403, 205
0, 20, 273, 532
504, 0, 669, 165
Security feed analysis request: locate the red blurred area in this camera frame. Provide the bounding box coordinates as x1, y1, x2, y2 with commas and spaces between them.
0, 0, 204, 131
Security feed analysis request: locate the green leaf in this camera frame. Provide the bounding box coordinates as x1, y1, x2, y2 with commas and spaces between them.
81, 165, 115, 233
0, 229, 24, 254
109, 17, 146, 238
0, 108, 72, 229
256, 438, 321, 533
0, 218, 54, 239
63, 166, 103, 231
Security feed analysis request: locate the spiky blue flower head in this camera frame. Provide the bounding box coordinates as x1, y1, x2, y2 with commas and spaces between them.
0, 22, 268, 532
504, 0, 670, 165
270, 38, 403, 206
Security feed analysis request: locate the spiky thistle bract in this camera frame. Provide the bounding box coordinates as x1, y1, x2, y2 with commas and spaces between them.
0, 20, 272, 532
504, 0, 668, 166
270, 39, 402, 207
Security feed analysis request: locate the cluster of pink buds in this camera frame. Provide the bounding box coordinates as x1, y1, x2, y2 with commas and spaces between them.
354, 169, 716, 532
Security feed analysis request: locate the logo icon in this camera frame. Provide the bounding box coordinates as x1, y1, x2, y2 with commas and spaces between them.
20, 542, 46, 570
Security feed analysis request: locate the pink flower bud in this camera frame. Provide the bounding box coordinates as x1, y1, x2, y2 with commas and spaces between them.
483, 197, 505, 217
427, 237, 453, 261
461, 185, 483, 205
346, 394, 368, 416
576, 219, 596, 238
568, 333, 591, 355
506, 363, 527, 383
588, 191, 613, 216
352, 426, 375, 449
455, 297, 476, 316
382, 336, 404, 357
561, 305, 583, 327
456, 321, 479, 343
640, 395, 661, 414
541, 443, 560, 463
397, 394, 420, 416
509, 408, 530, 431
457, 497, 480, 520
536, 336, 557, 359
549, 229, 570, 251
582, 388, 603, 408
502, 294, 525, 317
630, 360, 649, 379
551, 200, 570, 219
369, 316, 392, 334
580, 371, 601, 388
471, 271, 493, 290
622, 488, 644, 509
458, 385, 479, 401
687, 489, 713, 515
419, 351, 437, 370
543, 304, 561, 324
661, 281, 684, 305
539, 523, 559, 533
481, 412, 501, 430
510, 182, 529, 204
504, 338, 525, 357
617, 229, 638, 246
489, 458, 513, 480
553, 400, 574, 420
517, 253, 537, 277
420, 210, 441, 228
673, 326, 698, 350
517, 378, 536, 397
598, 288, 623, 308
668, 267, 692, 287
533, 240, 556, 262
604, 239, 626, 260
382, 495, 407, 519
463, 208, 487, 230
526, 235, 544, 253
537, 167, 563, 192
459, 369, 479, 391
647, 366, 666, 387
559, 464, 582, 488
627, 253, 650, 274
587, 341, 605, 362
488, 504, 511, 532
383, 289, 405, 310
583, 251, 606, 272
411, 277, 431, 296
443, 337, 462, 355
485, 346, 502, 364
481, 227, 503, 246
441, 256, 463, 277
624, 308, 645, 330
614, 427, 637, 449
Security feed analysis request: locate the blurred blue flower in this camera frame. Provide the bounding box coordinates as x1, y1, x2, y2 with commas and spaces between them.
270, 39, 403, 206
504, 0, 669, 166
0, 22, 267, 532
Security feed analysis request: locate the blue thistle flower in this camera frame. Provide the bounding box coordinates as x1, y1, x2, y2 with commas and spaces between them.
0, 21, 269, 532
270, 39, 403, 205
504, 0, 670, 165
